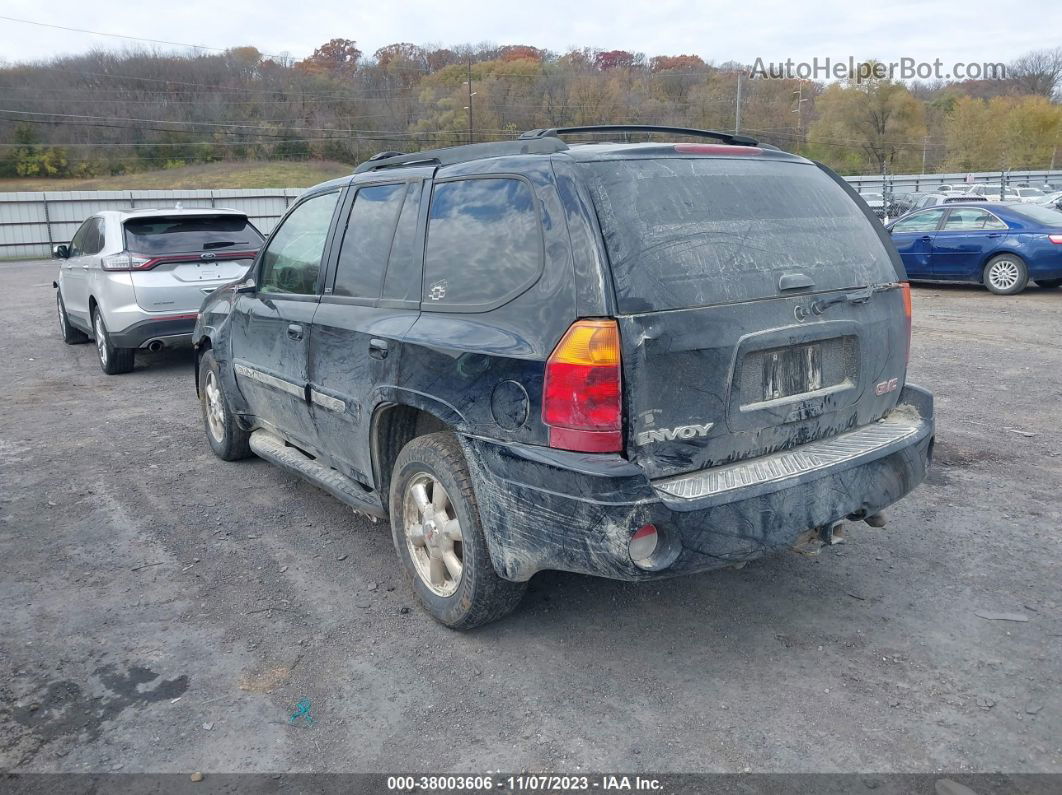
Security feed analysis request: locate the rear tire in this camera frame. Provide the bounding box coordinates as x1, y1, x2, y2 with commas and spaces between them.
92, 308, 135, 374
1034, 278, 1062, 289
983, 254, 1028, 295
389, 432, 526, 629
57, 292, 89, 344
198, 349, 252, 461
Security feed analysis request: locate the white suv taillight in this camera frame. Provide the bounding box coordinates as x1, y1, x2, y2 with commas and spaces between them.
101, 253, 154, 271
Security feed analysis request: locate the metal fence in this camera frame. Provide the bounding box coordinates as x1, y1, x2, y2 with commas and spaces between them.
2, 168, 1061, 260
0, 188, 305, 260
845, 169, 1062, 195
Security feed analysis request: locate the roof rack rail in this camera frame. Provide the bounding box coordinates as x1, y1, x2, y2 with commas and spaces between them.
518, 124, 760, 147
354, 138, 569, 174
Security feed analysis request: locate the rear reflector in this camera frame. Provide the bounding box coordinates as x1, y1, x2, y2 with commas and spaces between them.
543, 319, 623, 453
629, 523, 659, 562
901, 282, 913, 365
674, 143, 763, 156
1049, 234, 1062, 244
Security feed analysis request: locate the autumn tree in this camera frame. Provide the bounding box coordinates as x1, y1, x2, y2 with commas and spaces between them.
296, 38, 361, 77
808, 71, 926, 173
944, 95, 1062, 171
594, 50, 637, 71
1009, 47, 1062, 99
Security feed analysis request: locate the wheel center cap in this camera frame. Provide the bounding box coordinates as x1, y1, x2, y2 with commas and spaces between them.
424, 519, 437, 544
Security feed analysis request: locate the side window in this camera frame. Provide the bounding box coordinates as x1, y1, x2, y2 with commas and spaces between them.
892, 209, 945, 233
422, 177, 542, 312
381, 183, 423, 302
86, 218, 105, 255
69, 219, 93, 257
332, 184, 406, 299
943, 209, 1006, 231
259, 191, 339, 295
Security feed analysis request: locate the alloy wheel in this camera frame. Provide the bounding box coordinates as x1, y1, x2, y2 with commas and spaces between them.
204, 370, 226, 443
94, 313, 108, 367
402, 473, 464, 597
988, 259, 1020, 292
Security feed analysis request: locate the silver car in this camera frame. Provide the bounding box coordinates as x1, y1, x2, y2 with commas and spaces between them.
54, 208, 263, 374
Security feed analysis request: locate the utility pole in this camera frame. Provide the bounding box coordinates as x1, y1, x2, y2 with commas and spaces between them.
921, 136, 928, 174
465, 57, 474, 145
734, 71, 742, 134
792, 82, 808, 147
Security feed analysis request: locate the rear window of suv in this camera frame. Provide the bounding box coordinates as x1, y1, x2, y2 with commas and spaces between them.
581, 158, 897, 312
123, 215, 264, 255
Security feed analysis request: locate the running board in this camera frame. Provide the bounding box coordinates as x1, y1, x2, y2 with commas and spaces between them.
249, 430, 386, 518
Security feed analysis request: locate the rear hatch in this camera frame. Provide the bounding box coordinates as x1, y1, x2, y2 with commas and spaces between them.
580, 154, 908, 480
124, 214, 263, 313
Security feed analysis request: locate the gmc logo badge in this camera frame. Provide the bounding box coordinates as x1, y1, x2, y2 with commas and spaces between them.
875, 378, 899, 396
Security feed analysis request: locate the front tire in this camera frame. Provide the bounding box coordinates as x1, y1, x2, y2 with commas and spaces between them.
389, 432, 526, 629
92, 308, 135, 374
198, 349, 252, 461
57, 292, 89, 344
983, 254, 1028, 295
1034, 278, 1062, 289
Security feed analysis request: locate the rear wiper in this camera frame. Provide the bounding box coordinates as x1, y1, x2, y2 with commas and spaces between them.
811, 283, 898, 315
202, 240, 249, 250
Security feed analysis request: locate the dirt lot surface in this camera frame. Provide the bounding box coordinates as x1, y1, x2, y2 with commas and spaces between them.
1, 259, 1059, 775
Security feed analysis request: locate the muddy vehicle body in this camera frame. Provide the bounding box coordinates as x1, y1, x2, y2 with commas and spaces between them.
194, 125, 935, 628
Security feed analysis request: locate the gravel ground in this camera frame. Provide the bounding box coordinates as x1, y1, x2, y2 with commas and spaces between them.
0, 259, 1059, 775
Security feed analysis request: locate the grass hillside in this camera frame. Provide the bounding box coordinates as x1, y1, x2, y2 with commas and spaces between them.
0, 160, 353, 192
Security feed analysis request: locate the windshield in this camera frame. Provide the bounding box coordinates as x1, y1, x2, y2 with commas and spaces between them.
123, 215, 264, 255
581, 157, 897, 312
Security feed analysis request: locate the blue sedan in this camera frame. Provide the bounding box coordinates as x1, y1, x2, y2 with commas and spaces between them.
886, 202, 1062, 295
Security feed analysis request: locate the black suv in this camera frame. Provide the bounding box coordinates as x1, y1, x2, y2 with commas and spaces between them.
193, 125, 935, 629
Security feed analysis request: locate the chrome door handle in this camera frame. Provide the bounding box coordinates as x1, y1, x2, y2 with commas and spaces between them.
287, 323, 304, 341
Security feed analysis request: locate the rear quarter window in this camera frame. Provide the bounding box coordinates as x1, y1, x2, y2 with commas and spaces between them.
582, 158, 898, 312
422, 177, 543, 312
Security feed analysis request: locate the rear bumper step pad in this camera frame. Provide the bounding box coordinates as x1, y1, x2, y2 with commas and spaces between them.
654, 418, 921, 500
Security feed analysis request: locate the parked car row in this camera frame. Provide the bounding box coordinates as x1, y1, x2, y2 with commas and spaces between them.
51, 128, 937, 629
869, 180, 1062, 219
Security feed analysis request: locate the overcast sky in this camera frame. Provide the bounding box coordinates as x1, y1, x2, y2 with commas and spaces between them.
0, 0, 1058, 69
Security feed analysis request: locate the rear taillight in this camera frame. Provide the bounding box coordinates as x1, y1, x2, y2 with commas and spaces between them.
901, 282, 913, 365
1049, 234, 1062, 244
102, 252, 156, 271
543, 319, 623, 453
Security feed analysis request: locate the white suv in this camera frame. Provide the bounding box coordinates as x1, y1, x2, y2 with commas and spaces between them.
54, 208, 263, 374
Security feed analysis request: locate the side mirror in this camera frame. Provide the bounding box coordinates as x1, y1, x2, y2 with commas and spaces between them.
52, 244, 69, 259
234, 279, 256, 294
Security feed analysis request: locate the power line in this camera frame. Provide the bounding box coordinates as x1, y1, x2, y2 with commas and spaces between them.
0, 14, 291, 61
0, 112, 517, 143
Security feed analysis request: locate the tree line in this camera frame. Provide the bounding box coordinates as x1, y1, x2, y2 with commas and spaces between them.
1, 41, 1059, 179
